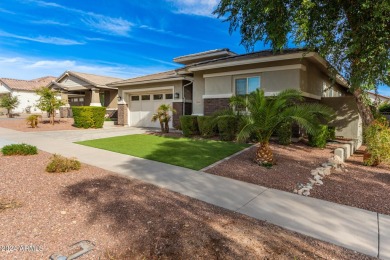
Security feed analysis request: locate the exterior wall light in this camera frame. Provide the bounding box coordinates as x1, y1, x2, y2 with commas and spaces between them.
117, 96, 122, 101
174, 92, 180, 99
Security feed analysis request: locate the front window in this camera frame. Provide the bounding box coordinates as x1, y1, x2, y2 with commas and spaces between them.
235, 76, 260, 96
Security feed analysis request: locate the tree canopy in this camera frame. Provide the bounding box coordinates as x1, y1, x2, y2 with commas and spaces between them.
35, 87, 64, 125
214, 0, 389, 92
0, 94, 19, 118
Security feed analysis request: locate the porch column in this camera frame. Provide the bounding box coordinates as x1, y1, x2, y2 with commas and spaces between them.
117, 100, 128, 126
60, 91, 69, 104
90, 88, 101, 107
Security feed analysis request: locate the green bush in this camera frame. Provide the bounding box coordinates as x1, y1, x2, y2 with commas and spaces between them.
1, 143, 38, 156
217, 116, 238, 141
379, 102, 390, 113
277, 121, 292, 145
363, 119, 390, 166
180, 115, 199, 137
308, 125, 329, 148
327, 126, 336, 140
72, 106, 106, 128
46, 154, 81, 173
197, 116, 216, 137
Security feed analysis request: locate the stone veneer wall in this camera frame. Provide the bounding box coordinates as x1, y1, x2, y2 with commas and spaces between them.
117, 102, 128, 126
204, 98, 230, 116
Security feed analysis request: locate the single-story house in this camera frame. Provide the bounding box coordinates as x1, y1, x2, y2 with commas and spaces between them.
0, 76, 56, 115
110, 48, 363, 147
48, 71, 122, 117
368, 92, 390, 104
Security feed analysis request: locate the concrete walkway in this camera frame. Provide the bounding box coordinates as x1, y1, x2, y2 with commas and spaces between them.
0, 127, 388, 259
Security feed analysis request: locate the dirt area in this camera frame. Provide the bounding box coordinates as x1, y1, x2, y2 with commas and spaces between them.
206, 142, 390, 215
0, 117, 79, 132
0, 152, 372, 259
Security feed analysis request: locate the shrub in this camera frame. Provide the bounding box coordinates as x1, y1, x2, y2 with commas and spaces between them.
363, 119, 390, 166
217, 116, 238, 141
308, 125, 329, 148
277, 121, 292, 145
197, 116, 216, 137
180, 115, 199, 137
46, 154, 81, 173
72, 106, 106, 128
1, 143, 38, 156
379, 102, 390, 113
327, 126, 336, 140
26, 115, 41, 128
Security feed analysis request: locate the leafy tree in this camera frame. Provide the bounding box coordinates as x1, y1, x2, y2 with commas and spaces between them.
231, 89, 333, 166
151, 104, 176, 133
214, 0, 390, 126
0, 94, 19, 118
35, 87, 64, 125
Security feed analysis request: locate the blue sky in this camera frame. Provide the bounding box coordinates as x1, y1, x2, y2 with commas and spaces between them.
0, 0, 389, 96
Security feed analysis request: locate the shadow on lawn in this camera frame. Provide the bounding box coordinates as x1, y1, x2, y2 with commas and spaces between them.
60, 175, 347, 259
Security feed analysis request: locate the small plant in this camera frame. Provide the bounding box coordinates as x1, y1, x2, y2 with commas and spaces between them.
26, 114, 42, 128
363, 119, 390, 166
0, 197, 22, 212
180, 115, 199, 136
1, 143, 38, 155
277, 121, 292, 145
151, 104, 176, 133
308, 125, 329, 148
46, 154, 81, 173
0, 93, 19, 118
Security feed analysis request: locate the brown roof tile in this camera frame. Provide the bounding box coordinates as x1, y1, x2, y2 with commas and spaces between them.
0, 76, 56, 92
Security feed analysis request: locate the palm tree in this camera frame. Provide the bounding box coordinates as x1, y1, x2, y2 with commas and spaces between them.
151, 104, 176, 133
231, 89, 334, 166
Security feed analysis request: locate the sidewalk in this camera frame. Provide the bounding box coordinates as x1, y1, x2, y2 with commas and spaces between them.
0, 127, 388, 259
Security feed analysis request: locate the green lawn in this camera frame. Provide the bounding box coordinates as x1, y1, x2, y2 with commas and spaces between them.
76, 134, 250, 170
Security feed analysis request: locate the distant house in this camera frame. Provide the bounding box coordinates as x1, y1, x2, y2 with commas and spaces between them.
0, 76, 56, 114
368, 92, 390, 104
48, 71, 123, 118
110, 48, 364, 148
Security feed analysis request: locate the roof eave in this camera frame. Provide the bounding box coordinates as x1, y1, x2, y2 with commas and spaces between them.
110, 77, 189, 87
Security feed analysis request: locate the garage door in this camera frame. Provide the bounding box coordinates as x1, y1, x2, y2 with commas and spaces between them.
129, 92, 174, 128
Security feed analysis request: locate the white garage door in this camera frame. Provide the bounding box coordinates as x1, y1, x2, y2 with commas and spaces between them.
129, 92, 174, 128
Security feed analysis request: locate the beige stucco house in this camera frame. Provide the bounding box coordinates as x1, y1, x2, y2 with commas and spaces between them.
111, 48, 362, 147
0, 76, 56, 115
48, 71, 122, 117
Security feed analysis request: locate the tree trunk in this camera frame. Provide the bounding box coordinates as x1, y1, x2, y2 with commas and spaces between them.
353, 88, 374, 126
51, 111, 55, 125
164, 121, 169, 133
159, 120, 164, 133
255, 142, 275, 165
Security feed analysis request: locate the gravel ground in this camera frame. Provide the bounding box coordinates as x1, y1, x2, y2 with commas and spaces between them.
0, 117, 79, 132
0, 151, 372, 260
206, 142, 390, 215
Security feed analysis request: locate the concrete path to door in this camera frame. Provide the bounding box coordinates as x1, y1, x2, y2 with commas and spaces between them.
0, 126, 388, 260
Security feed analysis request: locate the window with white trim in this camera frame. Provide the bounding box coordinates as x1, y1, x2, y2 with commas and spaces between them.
235, 76, 260, 96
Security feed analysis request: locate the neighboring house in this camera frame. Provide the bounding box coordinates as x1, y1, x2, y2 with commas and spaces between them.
48, 71, 122, 117
0, 76, 56, 114
368, 91, 390, 104
110, 48, 363, 147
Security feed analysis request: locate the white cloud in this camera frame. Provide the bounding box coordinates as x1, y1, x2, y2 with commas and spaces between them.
0, 55, 172, 81
168, 0, 219, 17
28, 0, 133, 37
82, 15, 133, 36
30, 19, 69, 26
0, 30, 84, 45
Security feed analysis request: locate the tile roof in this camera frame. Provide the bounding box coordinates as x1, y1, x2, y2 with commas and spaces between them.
186, 48, 309, 68
109, 70, 185, 86
66, 71, 123, 87
0, 76, 56, 92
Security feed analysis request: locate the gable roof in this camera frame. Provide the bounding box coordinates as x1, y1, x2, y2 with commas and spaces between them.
109, 70, 190, 87
0, 76, 56, 92
50, 71, 123, 89
185, 48, 308, 69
